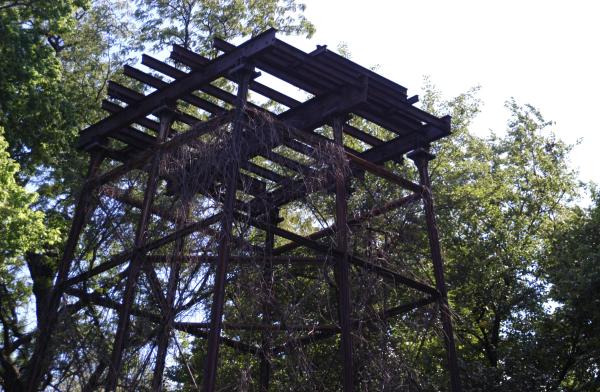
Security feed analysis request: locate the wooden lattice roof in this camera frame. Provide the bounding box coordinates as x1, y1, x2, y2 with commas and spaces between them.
79, 29, 450, 161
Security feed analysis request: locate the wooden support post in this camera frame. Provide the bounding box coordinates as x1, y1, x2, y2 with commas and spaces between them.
259, 208, 278, 391
105, 108, 174, 392
333, 116, 354, 392
26, 151, 104, 392
272, 193, 421, 256
202, 66, 253, 392
407, 148, 461, 392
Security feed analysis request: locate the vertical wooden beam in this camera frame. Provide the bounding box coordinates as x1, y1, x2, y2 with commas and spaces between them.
408, 148, 462, 392
259, 208, 279, 391
333, 116, 354, 392
26, 150, 104, 392
105, 108, 174, 392
202, 66, 253, 392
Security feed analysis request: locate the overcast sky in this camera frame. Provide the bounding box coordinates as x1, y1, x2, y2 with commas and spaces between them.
280, 0, 600, 186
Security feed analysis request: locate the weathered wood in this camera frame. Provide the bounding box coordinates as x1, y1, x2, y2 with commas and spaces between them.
78, 28, 277, 149
107, 81, 202, 126
202, 66, 253, 392
105, 110, 174, 392
333, 116, 354, 392
408, 148, 462, 392
259, 208, 278, 392
65, 288, 258, 354
151, 205, 188, 391
236, 211, 438, 296
145, 255, 329, 265
55, 29, 462, 391
345, 151, 422, 193
172, 43, 386, 148
360, 118, 451, 164
241, 161, 287, 183
270, 192, 422, 256
59, 211, 224, 289
269, 296, 435, 355
123, 64, 225, 115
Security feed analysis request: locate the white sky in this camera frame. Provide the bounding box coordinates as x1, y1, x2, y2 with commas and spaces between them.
280, 0, 600, 185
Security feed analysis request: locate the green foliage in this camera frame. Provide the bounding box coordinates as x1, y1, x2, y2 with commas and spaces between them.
0, 126, 60, 388
0, 1, 597, 389
543, 194, 600, 391
0, 0, 88, 176
423, 84, 582, 390
0, 124, 59, 308
0, 127, 59, 260
133, 0, 315, 52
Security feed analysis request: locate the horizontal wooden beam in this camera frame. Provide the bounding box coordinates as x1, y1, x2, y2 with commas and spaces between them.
66, 287, 259, 354
102, 99, 160, 135
270, 296, 435, 354
213, 36, 449, 135
59, 212, 223, 289
145, 255, 330, 265
360, 119, 451, 164
123, 65, 225, 115
107, 81, 203, 126
345, 152, 422, 193
174, 321, 338, 332
141, 54, 265, 114
241, 161, 287, 183
236, 212, 438, 296
281, 123, 423, 193
85, 113, 233, 189
273, 192, 421, 255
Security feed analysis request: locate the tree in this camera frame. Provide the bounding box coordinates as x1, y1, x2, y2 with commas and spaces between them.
543, 193, 600, 391
3, 1, 596, 389
421, 84, 580, 390
133, 0, 314, 52
0, 2, 141, 389
0, 0, 89, 177
0, 127, 60, 391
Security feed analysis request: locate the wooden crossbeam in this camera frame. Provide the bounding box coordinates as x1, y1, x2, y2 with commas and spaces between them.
273, 192, 421, 255
65, 288, 259, 354
235, 211, 438, 296
107, 81, 203, 126
360, 119, 451, 164
213, 36, 447, 136
271, 296, 437, 354
121, 58, 322, 182
59, 212, 223, 289
145, 255, 330, 265
123, 64, 225, 115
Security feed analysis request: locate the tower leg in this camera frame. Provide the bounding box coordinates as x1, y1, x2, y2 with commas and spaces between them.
408, 148, 461, 392
333, 116, 353, 392
259, 208, 278, 392
105, 109, 174, 391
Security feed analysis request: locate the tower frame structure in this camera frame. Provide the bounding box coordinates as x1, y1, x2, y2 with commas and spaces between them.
28, 29, 461, 391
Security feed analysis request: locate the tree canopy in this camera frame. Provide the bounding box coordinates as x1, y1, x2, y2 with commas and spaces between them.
0, 1, 598, 391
